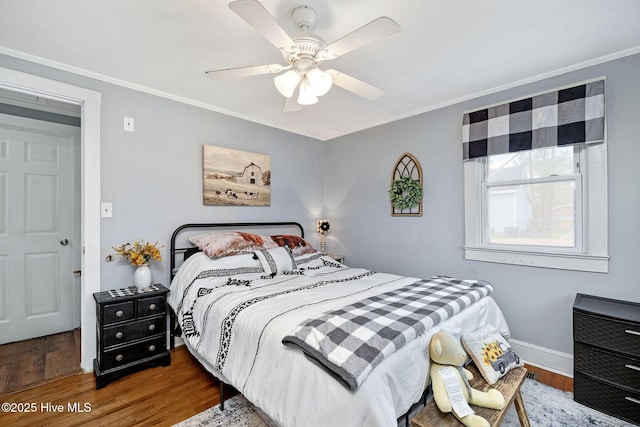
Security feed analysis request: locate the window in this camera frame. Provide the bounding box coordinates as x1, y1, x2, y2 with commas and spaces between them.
464, 142, 608, 272
463, 80, 608, 272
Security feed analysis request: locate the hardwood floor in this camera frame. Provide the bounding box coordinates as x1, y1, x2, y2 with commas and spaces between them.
0, 329, 81, 394
524, 363, 573, 392
0, 346, 220, 427
0, 346, 572, 426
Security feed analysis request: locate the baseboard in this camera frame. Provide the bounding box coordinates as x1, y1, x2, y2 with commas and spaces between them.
510, 339, 574, 378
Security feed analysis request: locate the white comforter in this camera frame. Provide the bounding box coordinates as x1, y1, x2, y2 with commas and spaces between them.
168, 252, 509, 427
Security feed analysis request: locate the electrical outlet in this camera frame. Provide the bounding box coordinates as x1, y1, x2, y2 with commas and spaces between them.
124, 116, 135, 132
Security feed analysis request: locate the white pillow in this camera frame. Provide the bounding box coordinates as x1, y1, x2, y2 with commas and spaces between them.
461, 324, 524, 384
254, 247, 296, 275
197, 252, 262, 269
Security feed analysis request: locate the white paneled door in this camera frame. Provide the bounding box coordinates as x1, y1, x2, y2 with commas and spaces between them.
0, 114, 80, 345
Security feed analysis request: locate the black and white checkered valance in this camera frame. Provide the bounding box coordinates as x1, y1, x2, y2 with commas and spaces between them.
462, 80, 605, 160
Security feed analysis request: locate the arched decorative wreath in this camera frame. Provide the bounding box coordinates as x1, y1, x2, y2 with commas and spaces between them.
389, 176, 423, 210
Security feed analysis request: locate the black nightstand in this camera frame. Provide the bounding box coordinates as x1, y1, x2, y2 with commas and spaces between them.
93, 284, 171, 389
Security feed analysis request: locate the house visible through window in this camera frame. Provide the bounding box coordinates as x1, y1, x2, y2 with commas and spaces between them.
485, 145, 579, 250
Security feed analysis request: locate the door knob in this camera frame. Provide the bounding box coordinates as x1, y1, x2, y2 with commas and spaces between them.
60, 238, 69, 246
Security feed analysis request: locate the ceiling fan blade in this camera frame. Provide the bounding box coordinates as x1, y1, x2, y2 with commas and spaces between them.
283, 94, 302, 112
325, 69, 384, 101
229, 0, 296, 51
322, 17, 400, 59
205, 63, 287, 80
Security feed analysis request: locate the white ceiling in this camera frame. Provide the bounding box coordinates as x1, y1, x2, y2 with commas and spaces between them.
1, 0, 639, 141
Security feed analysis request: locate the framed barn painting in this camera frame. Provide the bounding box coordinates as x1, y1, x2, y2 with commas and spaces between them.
202, 145, 271, 206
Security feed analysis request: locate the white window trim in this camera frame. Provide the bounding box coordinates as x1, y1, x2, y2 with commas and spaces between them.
464, 141, 608, 273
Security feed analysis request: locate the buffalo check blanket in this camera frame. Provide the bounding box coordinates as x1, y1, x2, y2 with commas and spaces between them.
282, 276, 493, 390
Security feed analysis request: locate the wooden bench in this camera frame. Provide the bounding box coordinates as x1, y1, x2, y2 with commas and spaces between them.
411, 365, 530, 427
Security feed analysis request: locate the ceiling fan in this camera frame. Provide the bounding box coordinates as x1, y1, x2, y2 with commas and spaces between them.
205, 0, 401, 111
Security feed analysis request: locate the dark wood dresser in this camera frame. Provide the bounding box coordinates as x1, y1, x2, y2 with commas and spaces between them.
93, 284, 171, 389
573, 293, 640, 424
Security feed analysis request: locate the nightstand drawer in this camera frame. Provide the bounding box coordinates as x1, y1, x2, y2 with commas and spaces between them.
575, 342, 640, 391
575, 372, 640, 424
137, 296, 166, 318
574, 312, 640, 358
101, 336, 166, 371
103, 316, 166, 348
103, 301, 135, 325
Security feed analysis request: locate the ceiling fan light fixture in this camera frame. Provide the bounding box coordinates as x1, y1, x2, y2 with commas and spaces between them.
274, 70, 300, 98
307, 68, 332, 96
209, 1, 400, 111
297, 78, 318, 105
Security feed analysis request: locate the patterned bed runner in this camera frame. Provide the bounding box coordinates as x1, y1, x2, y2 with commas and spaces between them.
282, 276, 493, 390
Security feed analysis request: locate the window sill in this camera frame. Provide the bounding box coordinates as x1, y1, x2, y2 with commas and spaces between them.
463, 246, 609, 273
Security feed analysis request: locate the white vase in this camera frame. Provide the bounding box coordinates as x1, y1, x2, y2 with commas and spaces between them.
134, 264, 152, 290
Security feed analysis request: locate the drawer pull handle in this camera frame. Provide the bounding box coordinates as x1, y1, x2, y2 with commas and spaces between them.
625, 396, 640, 405
115, 310, 124, 318
148, 324, 156, 331
115, 331, 124, 339
115, 354, 123, 362
625, 329, 640, 336
626, 364, 640, 372
149, 345, 156, 352
149, 303, 157, 311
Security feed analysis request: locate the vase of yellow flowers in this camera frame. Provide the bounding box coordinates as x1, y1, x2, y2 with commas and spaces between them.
113, 240, 163, 290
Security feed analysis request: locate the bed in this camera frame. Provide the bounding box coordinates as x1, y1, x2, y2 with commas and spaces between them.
167, 222, 510, 427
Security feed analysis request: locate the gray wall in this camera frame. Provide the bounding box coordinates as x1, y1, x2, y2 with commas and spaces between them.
99, 84, 325, 287
3, 50, 639, 359
324, 53, 640, 355
0, 53, 326, 290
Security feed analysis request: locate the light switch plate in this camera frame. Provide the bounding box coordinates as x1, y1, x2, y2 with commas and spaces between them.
101, 202, 113, 218
124, 116, 135, 132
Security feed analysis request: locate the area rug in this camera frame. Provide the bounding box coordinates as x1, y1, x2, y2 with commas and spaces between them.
173, 378, 635, 426
503, 378, 633, 427
174, 393, 273, 427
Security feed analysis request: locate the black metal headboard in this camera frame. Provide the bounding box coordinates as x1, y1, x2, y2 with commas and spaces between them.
169, 221, 304, 281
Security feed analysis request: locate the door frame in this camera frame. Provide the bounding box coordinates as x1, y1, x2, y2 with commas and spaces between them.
0, 67, 101, 371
